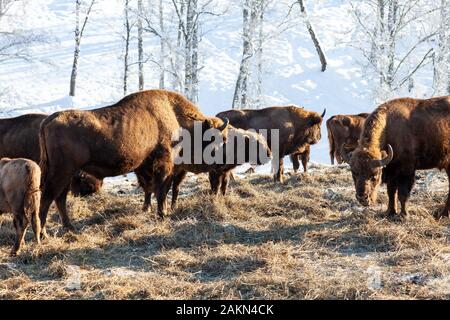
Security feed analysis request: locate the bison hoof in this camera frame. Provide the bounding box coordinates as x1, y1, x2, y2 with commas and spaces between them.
399, 211, 410, 220
40, 229, 49, 240
63, 225, 77, 234
385, 208, 397, 217
157, 213, 165, 220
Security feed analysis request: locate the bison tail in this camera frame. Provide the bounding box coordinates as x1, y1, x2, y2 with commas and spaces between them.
38, 115, 54, 187
326, 117, 335, 165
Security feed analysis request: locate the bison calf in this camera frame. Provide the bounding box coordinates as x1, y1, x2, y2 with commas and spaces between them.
0, 158, 41, 255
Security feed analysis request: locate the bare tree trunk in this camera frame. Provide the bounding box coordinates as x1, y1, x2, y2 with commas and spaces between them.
184, 0, 194, 100
69, 0, 81, 97
69, 0, 95, 97
159, 0, 165, 89
123, 0, 131, 95
255, 0, 264, 109
191, 1, 199, 104
173, 0, 185, 92
377, 0, 385, 86
240, 2, 257, 108
434, 0, 450, 95
137, 0, 144, 90
298, 0, 327, 72
385, 0, 398, 88
232, 0, 256, 109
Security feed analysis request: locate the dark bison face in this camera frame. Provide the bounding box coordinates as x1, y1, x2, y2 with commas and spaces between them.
304, 109, 326, 145
70, 172, 103, 197
344, 145, 393, 206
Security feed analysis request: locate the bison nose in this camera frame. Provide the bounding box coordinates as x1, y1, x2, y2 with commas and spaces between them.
356, 194, 370, 207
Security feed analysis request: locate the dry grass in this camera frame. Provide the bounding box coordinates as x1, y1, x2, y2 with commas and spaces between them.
0, 165, 448, 300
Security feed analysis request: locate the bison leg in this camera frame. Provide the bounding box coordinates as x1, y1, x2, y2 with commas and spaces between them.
398, 174, 415, 219
135, 171, 153, 212
143, 192, 152, 212
11, 212, 28, 256
301, 150, 309, 173
153, 147, 174, 219
220, 171, 230, 196
171, 170, 187, 210
435, 167, 450, 219
385, 179, 398, 216
156, 176, 172, 219
31, 211, 41, 245
55, 185, 75, 232
40, 164, 77, 233
290, 154, 300, 173
209, 171, 221, 196
38, 196, 52, 239
274, 157, 284, 183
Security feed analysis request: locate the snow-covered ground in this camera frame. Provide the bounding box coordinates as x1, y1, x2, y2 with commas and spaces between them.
0, 0, 436, 164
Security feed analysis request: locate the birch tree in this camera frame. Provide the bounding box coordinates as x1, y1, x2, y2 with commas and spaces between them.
123, 0, 131, 95
137, 0, 145, 90
433, 0, 450, 95
158, 0, 165, 88
255, 0, 265, 109
69, 0, 96, 97
232, 0, 258, 109
350, 0, 437, 101
172, 0, 217, 103
297, 0, 327, 72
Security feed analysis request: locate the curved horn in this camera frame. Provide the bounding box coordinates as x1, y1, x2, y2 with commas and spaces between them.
340, 144, 352, 163
218, 117, 229, 131
321, 108, 326, 118
370, 144, 394, 168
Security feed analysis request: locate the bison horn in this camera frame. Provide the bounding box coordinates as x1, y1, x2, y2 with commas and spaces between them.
218, 117, 229, 131
321, 109, 326, 118
370, 144, 394, 168
340, 144, 352, 163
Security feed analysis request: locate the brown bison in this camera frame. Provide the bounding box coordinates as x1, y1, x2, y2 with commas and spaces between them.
0, 158, 41, 255
326, 113, 369, 164
38, 90, 229, 233
343, 97, 450, 219
216, 105, 325, 182
136, 127, 271, 210
0, 113, 103, 196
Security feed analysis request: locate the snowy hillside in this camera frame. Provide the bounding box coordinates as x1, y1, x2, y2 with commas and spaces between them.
0, 0, 441, 163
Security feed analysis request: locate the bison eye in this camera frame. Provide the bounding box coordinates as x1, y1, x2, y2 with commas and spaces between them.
371, 176, 377, 182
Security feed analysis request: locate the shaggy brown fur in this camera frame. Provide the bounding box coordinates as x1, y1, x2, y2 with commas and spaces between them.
346, 96, 450, 219
0, 114, 102, 197
326, 113, 369, 164
38, 90, 229, 234
0, 158, 41, 255
216, 105, 325, 182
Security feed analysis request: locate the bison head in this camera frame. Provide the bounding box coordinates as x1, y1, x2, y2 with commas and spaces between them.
204, 117, 229, 141
304, 109, 326, 145
343, 144, 393, 206
222, 128, 272, 166
70, 171, 103, 197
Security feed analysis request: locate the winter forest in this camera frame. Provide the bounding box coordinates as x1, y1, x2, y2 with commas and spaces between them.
0, 0, 449, 162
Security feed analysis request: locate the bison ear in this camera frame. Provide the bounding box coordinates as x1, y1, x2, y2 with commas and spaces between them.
310, 115, 322, 125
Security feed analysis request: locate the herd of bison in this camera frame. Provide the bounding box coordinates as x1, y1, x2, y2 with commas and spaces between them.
0, 89, 449, 256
